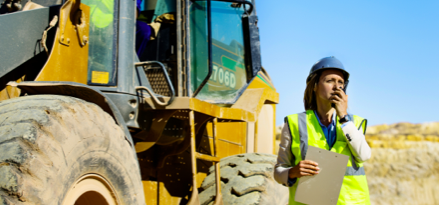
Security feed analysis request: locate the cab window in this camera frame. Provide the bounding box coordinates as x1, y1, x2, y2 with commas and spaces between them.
84, 0, 118, 85
190, 1, 248, 103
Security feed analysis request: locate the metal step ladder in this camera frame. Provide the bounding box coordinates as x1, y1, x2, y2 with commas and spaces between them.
188, 111, 223, 205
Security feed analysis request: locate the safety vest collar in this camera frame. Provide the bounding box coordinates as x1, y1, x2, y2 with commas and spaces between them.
287, 111, 364, 168
305, 110, 350, 154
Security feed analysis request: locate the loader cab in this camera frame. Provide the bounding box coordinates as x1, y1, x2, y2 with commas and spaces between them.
133, 0, 261, 102
84, 0, 261, 104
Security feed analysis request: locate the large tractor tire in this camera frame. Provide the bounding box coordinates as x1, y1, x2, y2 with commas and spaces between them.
199, 153, 289, 205
0, 95, 144, 205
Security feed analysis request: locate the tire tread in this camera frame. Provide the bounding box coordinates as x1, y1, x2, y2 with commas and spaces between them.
0, 95, 144, 205
199, 153, 288, 205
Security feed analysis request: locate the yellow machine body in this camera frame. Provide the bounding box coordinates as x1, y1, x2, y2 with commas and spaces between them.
0, 0, 280, 204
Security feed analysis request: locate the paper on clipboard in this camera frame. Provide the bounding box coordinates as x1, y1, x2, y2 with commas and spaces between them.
294, 146, 349, 205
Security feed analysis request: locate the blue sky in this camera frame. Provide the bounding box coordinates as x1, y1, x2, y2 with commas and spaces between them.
256, 0, 439, 126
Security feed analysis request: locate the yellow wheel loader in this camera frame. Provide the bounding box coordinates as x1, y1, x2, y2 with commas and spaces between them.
0, 0, 286, 204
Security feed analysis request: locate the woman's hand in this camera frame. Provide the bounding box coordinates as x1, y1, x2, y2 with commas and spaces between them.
288, 160, 320, 179
330, 87, 348, 118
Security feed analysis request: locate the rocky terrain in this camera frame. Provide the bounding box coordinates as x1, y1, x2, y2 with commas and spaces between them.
275, 122, 439, 205
365, 122, 439, 205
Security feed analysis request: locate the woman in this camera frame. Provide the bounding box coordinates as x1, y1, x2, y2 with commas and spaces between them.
274, 56, 372, 204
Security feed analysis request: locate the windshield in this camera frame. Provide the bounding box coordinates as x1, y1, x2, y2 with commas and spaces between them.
190, 1, 248, 103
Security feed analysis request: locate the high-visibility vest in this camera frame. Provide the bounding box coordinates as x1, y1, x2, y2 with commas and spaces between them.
285, 110, 370, 205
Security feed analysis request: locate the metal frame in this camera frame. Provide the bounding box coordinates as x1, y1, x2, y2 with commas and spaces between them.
114, 0, 135, 93
191, 0, 212, 97
135, 61, 176, 106
188, 112, 223, 205
85, 0, 120, 87
177, 0, 184, 97
185, 0, 192, 96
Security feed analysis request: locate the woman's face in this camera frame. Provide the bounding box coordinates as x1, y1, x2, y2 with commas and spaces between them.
314, 69, 345, 104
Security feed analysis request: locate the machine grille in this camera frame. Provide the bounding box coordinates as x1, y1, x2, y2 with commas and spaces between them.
143, 65, 172, 96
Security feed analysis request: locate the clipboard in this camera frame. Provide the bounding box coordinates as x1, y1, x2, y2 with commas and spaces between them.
295, 146, 349, 205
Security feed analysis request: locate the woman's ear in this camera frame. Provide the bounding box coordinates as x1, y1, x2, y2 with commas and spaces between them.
313, 83, 317, 92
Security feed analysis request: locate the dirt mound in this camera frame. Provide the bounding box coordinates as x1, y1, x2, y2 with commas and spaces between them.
367, 122, 439, 136
365, 122, 439, 205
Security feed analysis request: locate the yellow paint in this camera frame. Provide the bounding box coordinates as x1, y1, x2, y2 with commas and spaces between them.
135, 142, 155, 153
158, 181, 182, 204
142, 181, 158, 205
142, 173, 208, 205
91, 71, 109, 84
139, 71, 279, 205
143, 93, 276, 123
256, 71, 276, 90
254, 103, 277, 154
216, 140, 242, 158
254, 115, 258, 153
143, 180, 186, 205
248, 74, 273, 89
189, 98, 256, 122
205, 121, 246, 158
272, 104, 277, 155
196, 172, 207, 188
206, 121, 246, 145
35, 2, 90, 84
0, 75, 24, 101
242, 71, 279, 154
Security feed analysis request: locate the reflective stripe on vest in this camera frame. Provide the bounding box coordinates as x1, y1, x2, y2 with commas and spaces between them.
286, 110, 371, 205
